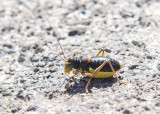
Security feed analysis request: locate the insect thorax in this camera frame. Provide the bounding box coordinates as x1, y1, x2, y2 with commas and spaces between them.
67, 56, 91, 70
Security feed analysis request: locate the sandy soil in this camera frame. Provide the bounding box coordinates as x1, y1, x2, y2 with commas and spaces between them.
0, 0, 160, 113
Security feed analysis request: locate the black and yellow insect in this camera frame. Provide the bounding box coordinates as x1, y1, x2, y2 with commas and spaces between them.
46, 18, 126, 93
63, 49, 126, 93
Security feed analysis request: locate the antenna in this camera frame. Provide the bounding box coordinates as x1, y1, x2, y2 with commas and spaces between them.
46, 17, 67, 62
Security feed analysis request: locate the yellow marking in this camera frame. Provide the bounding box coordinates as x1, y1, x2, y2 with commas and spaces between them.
89, 67, 114, 78
65, 58, 68, 65
64, 66, 72, 74
120, 64, 124, 69
88, 56, 92, 63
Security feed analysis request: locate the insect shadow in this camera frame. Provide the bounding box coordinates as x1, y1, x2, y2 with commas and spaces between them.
66, 75, 124, 95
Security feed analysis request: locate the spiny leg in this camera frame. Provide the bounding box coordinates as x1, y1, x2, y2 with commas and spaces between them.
86, 77, 92, 93
106, 60, 127, 84
64, 73, 78, 92
96, 48, 104, 57
82, 73, 92, 93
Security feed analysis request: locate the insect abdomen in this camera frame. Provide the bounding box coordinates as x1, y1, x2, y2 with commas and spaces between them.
84, 57, 121, 78
86, 57, 121, 72
91, 71, 114, 78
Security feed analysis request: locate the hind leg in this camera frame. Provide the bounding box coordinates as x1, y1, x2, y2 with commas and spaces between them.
96, 48, 104, 57
82, 59, 127, 93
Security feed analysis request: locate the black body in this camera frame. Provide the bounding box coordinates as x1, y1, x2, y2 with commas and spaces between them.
67, 56, 121, 72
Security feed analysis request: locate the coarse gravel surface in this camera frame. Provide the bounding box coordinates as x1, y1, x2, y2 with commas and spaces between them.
0, 0, 160, 114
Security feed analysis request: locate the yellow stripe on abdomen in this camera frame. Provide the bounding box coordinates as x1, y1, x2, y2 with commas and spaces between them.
93, 72, 114, 78
89, 67, 114, 78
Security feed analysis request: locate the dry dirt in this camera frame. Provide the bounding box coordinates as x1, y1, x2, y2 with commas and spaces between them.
0, 0, 160, 113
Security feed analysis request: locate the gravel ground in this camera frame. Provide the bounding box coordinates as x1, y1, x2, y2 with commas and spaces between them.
0, 0, 160, 113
